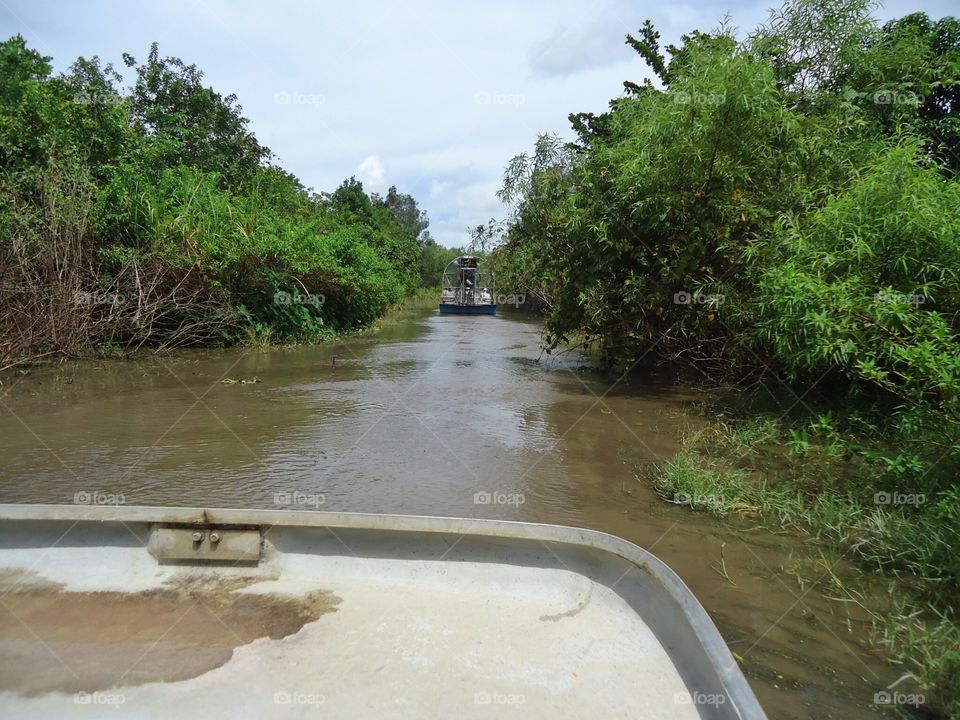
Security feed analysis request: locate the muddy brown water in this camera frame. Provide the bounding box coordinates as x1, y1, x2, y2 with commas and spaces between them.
0, 303, 906, 718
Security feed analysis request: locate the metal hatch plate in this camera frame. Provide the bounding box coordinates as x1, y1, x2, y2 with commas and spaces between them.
149, 526, 261, 563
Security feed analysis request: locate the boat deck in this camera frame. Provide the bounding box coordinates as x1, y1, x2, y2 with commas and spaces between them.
0, 508, 763, 719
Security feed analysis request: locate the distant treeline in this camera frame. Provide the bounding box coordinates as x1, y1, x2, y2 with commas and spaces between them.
0, 37, 458, 368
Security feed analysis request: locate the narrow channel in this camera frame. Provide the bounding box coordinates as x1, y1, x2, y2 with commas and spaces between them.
0, 303, 901, 719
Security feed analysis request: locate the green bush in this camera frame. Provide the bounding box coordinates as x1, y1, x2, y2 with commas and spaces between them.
0, 36, 428, 363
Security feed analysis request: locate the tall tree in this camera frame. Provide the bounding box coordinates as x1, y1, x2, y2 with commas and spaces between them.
126, 43, 268, 185
371, 185, 429, 242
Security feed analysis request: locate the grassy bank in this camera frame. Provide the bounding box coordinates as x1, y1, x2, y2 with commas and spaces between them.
359, 287, 438, 330
652, 410, 960, 717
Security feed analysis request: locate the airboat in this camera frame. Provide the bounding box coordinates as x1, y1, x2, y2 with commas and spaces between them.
439, 255, 496, 314
0, 504, 768, 719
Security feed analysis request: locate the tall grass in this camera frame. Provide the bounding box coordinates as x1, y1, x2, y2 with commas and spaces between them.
654, 415, 960, 716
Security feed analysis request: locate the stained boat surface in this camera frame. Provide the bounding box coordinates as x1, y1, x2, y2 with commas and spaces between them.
0, 505, 767, 719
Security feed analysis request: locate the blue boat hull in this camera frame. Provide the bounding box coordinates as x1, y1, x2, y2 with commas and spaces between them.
438, 304, 497, 315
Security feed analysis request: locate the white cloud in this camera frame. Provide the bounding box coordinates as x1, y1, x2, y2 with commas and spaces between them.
355, 155, 386, 194
429, 179, 451, 198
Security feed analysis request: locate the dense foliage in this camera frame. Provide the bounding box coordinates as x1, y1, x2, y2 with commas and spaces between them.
495, 1, 960, 711
496, 0, 960, 513
0, 38, 431, 367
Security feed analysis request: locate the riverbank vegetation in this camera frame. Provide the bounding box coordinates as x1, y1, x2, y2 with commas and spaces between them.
652, 409, 960, 712
0, 38, 439, 371
494, 0, 960, 715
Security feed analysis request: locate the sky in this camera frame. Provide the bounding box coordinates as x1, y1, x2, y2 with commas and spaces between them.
1, 0, 955, 247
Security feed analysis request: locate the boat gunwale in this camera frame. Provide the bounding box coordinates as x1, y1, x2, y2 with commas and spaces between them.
0, 503, 766, 719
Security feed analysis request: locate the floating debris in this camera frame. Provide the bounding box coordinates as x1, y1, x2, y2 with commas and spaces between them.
221, 377, 261, 385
